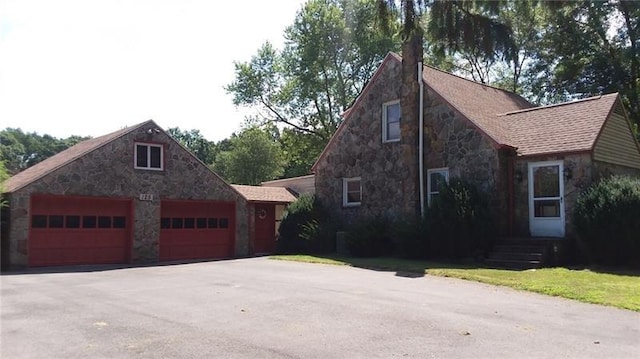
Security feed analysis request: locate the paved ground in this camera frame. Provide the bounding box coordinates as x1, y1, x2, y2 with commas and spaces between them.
1, 258, 639, 358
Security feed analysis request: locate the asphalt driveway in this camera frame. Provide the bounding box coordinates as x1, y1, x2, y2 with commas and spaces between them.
1, 258, 639, 358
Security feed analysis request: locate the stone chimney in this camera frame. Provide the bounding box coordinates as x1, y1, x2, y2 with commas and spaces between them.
400, 30, 424, 216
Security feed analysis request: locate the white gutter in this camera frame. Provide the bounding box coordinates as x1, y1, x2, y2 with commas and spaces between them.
418, 62, 425, 217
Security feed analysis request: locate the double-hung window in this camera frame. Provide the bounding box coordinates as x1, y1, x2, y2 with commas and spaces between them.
343, 177, 361, 207
382, 100, 401, 142
135, 142, 163, 170
427, 168, 449, 205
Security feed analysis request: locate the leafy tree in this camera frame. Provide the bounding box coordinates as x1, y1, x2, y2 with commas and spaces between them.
525, 0, 640, 127
214, 126, 286, 185
0, 128, 89, 175
227, 0, 399, 175
0, 161, 8, 206
0, 161, 8, 184
279, 128, 326, 177
166, 127, 216, 165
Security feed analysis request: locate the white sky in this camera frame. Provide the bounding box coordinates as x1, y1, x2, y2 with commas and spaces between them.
0, 0, 306, 142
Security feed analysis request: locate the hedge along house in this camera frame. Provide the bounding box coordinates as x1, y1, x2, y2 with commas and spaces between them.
232, 185, 296, 254
1, 120, 251, 268
312, 52, 640, 242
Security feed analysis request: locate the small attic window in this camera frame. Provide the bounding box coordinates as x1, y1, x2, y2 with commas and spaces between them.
382, 100, 401, 142
135, 142, 164, 170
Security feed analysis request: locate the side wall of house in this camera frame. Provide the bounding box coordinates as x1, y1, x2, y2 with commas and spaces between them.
7, 126, 249, 267
314, 59, 507, 233
314, 59, 414, 225
422, 90, 507, 235
593, 108, 640, 169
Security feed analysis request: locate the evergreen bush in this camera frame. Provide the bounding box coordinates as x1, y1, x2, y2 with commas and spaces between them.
345, 217, 394, 257
276, 194, 335, 254
427, 178, 494, 259
573, 176, 640, 266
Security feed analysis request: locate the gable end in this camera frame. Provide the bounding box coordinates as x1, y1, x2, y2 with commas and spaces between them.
593, 103, 640, 169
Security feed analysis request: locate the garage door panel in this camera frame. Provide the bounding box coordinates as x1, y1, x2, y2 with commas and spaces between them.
29, 195, 131, 267
30, 230, 128, 248
159, 200, 235, 261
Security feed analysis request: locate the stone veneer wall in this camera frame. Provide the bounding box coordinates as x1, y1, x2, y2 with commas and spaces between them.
314, 59, 413, 225
513, 153, 640, 239
314, 58, 507, 230
422, 90, 507, 234
513, 153, 592, 238
592, 160, 640, 179
7, 125, 249, 267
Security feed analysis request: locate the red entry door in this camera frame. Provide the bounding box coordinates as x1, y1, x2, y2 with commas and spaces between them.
254, 203, 276, 254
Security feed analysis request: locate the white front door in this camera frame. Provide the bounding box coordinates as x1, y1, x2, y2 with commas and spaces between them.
528, 161, 565, 237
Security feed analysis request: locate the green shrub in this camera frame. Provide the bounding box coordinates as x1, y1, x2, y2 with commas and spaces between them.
276, 194, 335, 254
427, 178, 494, 259
574, 176, 640, 266
345, 217, 394, 257
391, 217, 429, 259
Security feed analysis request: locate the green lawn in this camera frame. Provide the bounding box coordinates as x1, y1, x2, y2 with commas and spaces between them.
270, 255, 640, 312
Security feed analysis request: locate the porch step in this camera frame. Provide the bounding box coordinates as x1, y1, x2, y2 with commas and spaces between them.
485, 240, 549, 269
484, 258, 543, 270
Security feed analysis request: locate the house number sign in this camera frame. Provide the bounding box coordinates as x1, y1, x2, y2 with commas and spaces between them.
139, 194, 154, 201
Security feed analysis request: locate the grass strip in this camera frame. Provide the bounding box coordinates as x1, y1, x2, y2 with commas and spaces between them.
270, 254, 640, 312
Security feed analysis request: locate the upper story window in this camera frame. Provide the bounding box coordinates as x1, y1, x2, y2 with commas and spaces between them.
343, 177, 362, 207
427, 168, 449, 205
382, 100, 401, 142
135, 142, 164, 171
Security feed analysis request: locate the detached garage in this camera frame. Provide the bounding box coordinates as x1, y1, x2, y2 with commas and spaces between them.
2, 120, 250, 268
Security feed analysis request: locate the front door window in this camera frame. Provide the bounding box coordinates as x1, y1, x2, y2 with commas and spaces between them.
528, 161, 565, 237
532, 165, 561, 218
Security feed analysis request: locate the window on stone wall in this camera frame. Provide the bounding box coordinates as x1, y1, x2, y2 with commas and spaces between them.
134, 142, 164, 170
427, 168, 449, 206
382, 100, 401, 142
343, 177, 362, 207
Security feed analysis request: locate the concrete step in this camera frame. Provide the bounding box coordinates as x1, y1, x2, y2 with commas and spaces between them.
493, 245, 546, 254
488, 252, 544, 261
484, 258, 542, 270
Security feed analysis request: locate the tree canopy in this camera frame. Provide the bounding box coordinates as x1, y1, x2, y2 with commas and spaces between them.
226, 0, 400, 175
0, 128, 89, 175
166, 127, 216, 166
213, 126, 286, 185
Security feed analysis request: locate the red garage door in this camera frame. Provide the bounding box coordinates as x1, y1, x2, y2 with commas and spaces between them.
29, 195, 132, 267
159, 200, 235, 261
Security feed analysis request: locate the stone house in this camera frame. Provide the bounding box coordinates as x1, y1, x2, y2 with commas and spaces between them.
312, 52, 640, 240
1, 120, 290, 268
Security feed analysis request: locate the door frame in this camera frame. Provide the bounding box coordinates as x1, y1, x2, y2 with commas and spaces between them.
528, 160, 565, 238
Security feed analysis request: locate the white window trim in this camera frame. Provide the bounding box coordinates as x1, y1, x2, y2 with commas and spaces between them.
134, 142, 164, 171
382, 100, 401, 143
427, 168, 449, 206
342, 177, 362, 207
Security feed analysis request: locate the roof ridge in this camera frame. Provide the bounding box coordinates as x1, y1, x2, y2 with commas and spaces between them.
422, 63, 528, 100
500, 94, 617, 116
390, 52, 526, 100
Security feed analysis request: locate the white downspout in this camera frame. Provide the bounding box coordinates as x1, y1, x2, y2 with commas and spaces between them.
418, 62, 425, 218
